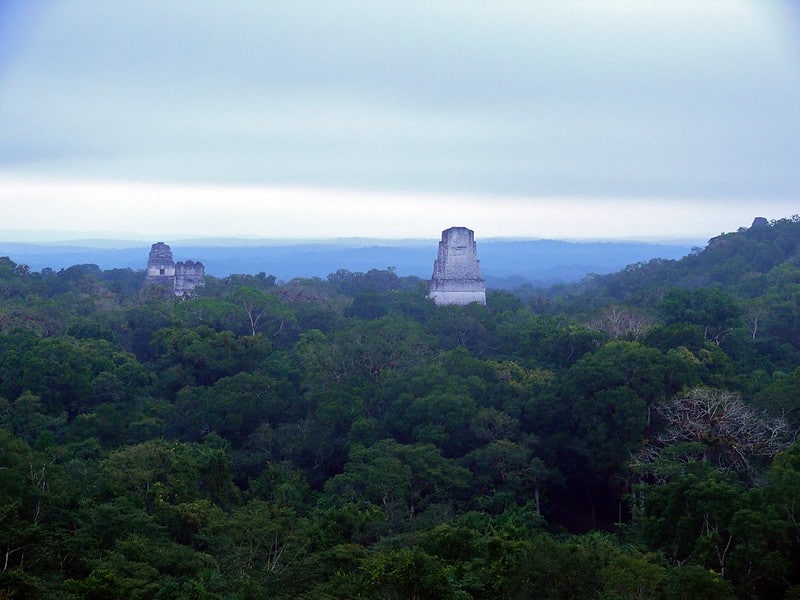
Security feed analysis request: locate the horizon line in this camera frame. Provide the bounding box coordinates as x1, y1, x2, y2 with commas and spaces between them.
0, 231, 707, 247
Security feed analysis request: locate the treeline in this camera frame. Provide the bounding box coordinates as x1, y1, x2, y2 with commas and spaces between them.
2, 217, 800, 598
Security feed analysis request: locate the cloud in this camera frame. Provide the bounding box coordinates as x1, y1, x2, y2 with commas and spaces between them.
0, 176, 795, 242
0, 1, 797, 221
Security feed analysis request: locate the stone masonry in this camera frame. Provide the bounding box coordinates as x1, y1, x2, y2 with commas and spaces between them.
428, 227, 486, 305
174, 260, 205, 297
145, 242, 204, 297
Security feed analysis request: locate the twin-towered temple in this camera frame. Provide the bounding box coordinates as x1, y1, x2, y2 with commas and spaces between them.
428, 227, 486, 305
145, 227, 485, 305
145, 242, 205, 297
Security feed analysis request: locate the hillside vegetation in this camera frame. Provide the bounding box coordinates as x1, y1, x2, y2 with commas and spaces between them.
2, 216, 800, 599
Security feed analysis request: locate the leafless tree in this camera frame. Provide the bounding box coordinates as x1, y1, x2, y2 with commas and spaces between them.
744, 304, 769, 341
652, 387, 790, 475
240, 297, 268, 336
588, 305, 653, 339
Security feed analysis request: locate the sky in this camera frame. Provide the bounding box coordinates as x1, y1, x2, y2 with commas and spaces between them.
0, 1, 799, 242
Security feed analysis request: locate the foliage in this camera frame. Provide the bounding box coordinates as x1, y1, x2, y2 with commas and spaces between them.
3, 217, 800, 597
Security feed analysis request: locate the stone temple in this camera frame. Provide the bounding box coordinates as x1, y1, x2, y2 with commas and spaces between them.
145, 242, 205, 297
428, 227, 486, 305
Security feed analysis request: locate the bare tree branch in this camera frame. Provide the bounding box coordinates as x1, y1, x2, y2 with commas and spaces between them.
637, 387, 790, 479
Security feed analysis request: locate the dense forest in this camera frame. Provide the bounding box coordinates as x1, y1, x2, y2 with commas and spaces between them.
3, 216, 800, 599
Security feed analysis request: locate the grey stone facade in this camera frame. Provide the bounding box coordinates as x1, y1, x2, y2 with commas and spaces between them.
428, 227, 486, 305
145, 242, 204, 297
175, 260, 205, 297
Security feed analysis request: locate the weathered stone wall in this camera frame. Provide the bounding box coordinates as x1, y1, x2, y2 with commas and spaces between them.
174, 260, 205, 297
428, 227, 486, 305
144, 242, 204, 297
145, 242, 176, 283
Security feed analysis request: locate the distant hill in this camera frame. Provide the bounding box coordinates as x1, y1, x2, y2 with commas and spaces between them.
0, 238, 695, 288
544, 216, 800, 310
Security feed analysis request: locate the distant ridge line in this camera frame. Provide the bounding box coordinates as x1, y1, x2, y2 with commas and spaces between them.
0, 239, 695, 289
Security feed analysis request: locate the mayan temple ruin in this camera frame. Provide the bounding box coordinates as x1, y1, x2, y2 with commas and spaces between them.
428, 227, 486, 305
145, 242, 205, 297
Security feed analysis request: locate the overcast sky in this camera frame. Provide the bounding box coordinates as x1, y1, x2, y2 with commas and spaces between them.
1, 1, 799, 241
